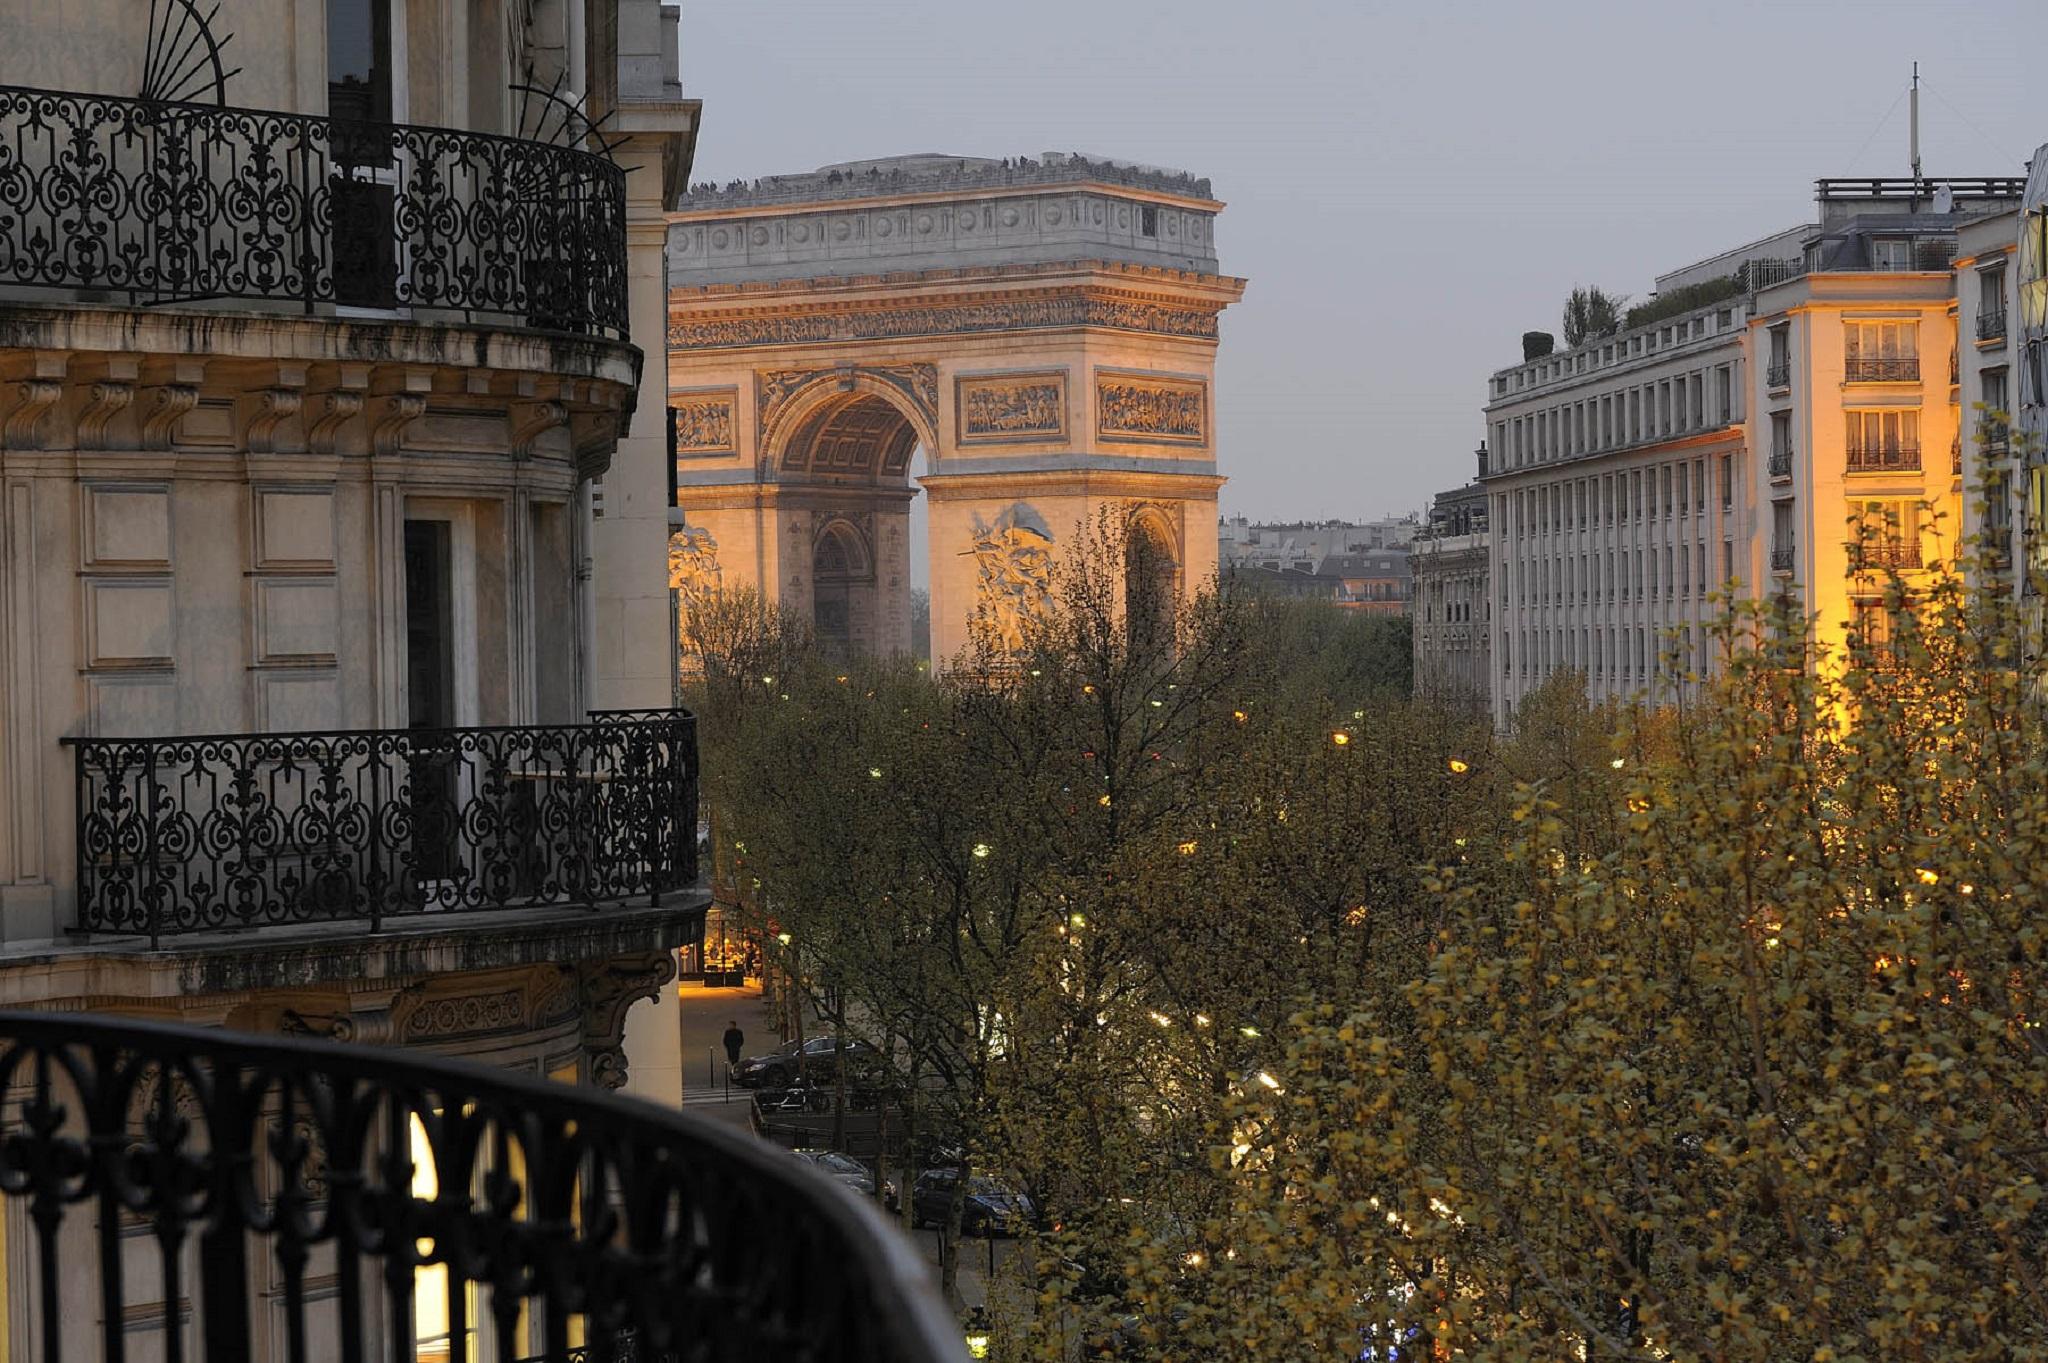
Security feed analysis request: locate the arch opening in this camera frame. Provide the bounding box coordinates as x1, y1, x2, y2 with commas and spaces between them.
1124, 513, 1179, 652
772, 390, 927, 660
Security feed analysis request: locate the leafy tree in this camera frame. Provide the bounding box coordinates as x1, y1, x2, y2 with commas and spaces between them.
1563, 284, 1628, 347
1166, 574, 2048, 1363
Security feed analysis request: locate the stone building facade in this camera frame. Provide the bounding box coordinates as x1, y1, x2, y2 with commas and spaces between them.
1482, 174, 2027, 726
0, 0, 702, 1092
1411, 482, 1491, 701
664, 153, 1245, 667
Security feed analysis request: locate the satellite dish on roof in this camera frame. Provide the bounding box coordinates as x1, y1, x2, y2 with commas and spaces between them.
1933, 182, 1955, 214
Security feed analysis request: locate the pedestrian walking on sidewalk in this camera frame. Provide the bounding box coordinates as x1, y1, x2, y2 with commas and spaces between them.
722, 1021, 745, 1070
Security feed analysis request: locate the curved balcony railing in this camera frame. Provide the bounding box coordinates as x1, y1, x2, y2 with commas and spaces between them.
1766, 358, 1791, 389
1770, 544, 1796, 573
1978, 306, 2008, 342
0, 84, 627, 338
67, 709, 696, 945
0, 1011, 958, 1363
1768, 448, 1794, 480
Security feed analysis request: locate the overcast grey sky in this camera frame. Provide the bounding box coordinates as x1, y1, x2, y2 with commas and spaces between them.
680, 0, 2047, 523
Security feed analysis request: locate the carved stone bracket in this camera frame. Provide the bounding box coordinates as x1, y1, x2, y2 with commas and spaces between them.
370, 393, 428, 456
306, 391, 366, 456
510, 400, 568, 460
280, 983, 425, 1045
246, 388, 304, 454
571, 410, 619, 483
577, 951, 677, 1089
139, 384, 200, 450
3, 380, 64, 450
76, 382, 136, 451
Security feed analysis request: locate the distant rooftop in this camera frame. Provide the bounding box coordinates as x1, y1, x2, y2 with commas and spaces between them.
676, 152, 1215, 211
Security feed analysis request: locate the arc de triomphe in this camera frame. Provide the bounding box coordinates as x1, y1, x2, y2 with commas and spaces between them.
664, 153, 1245, 663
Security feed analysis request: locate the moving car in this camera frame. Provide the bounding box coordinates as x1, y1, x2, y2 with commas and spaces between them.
908, 1169, 1034, 1236
732, 1035, 878, 1089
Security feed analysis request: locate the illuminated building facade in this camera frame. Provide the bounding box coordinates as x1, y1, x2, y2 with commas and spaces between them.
1483, 174, 2027, 726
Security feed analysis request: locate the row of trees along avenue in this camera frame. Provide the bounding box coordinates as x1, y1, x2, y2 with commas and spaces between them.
683, 504, 2047, 1362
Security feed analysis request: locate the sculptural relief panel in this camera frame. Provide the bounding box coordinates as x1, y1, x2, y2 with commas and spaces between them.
956, 371, 1068, 444
967, 504, 1056, 654
671, 388, 737, 455
1095, 369, 1207, 446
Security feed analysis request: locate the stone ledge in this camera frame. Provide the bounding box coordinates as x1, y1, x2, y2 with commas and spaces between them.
0, 891, 708, 1006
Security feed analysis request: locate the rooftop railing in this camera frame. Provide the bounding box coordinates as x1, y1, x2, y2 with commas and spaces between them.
0, 83, 628, 338
67, 709, 696, 946
0, 1010, 958, 1363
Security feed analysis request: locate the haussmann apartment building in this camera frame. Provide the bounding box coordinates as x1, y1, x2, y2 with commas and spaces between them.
1482, 171, 2035, 727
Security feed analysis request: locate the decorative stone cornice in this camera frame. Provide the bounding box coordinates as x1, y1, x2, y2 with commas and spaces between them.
672, 289, 1226, 350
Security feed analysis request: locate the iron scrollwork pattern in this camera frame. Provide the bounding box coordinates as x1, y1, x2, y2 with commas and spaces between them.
0, 1011, 959, 1363
0, 83, 627, 338
68, 710, 698, 944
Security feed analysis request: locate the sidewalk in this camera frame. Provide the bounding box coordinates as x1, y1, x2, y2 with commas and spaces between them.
674, 979, 778, 1131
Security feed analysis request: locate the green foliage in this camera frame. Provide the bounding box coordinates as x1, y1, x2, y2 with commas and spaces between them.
1623, 274, 1744, 331
1522, 330, 1556, 361
1563, 285, 1627, 347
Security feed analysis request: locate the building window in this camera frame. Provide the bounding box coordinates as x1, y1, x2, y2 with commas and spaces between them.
1846, 408, 1921, 471
1140, 204, 1159, 237
1870, 238, 1915, 272
1851, 499, 1921, 570
1845, 320, 1919, 382
328, 0, 393, 125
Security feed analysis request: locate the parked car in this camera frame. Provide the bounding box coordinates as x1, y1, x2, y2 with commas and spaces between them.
789, 1149, 895, 1205
909, 1169, 1034, 1236
732, 1036, 879, 1089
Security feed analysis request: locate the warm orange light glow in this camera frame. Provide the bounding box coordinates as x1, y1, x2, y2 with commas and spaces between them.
1177, 839, 1199, 855
1232, 709, 1248, 723
1332, 731, 1351, 747
1448, 757, 1469, 773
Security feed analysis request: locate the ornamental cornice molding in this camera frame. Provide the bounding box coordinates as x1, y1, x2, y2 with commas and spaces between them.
670, 290, 1226, 350
670, 257, 1245, 303
918, 467, 1227, 501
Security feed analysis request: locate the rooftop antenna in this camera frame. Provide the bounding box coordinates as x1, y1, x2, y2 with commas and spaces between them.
1909, 61, 1922, 182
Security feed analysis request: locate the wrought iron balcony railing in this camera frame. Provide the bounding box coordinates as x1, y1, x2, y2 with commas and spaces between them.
0, 83, 627, 338
68, 709, 696, 945
1771, 545, 1796, 573
1846, 443, 1922, 473
0, 1011, 957, 1363
1978, 306, 2008, 342
1766, 358, 1791, 389
1768, 448, 1794, 480
1853, 540, 1924, 571
1844, 356, 1920, 383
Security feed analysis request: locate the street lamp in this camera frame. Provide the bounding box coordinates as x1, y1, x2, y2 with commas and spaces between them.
963, 1306, 993, 1359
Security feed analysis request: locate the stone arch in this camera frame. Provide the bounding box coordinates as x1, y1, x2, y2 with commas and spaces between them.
758, 368, 938, 480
